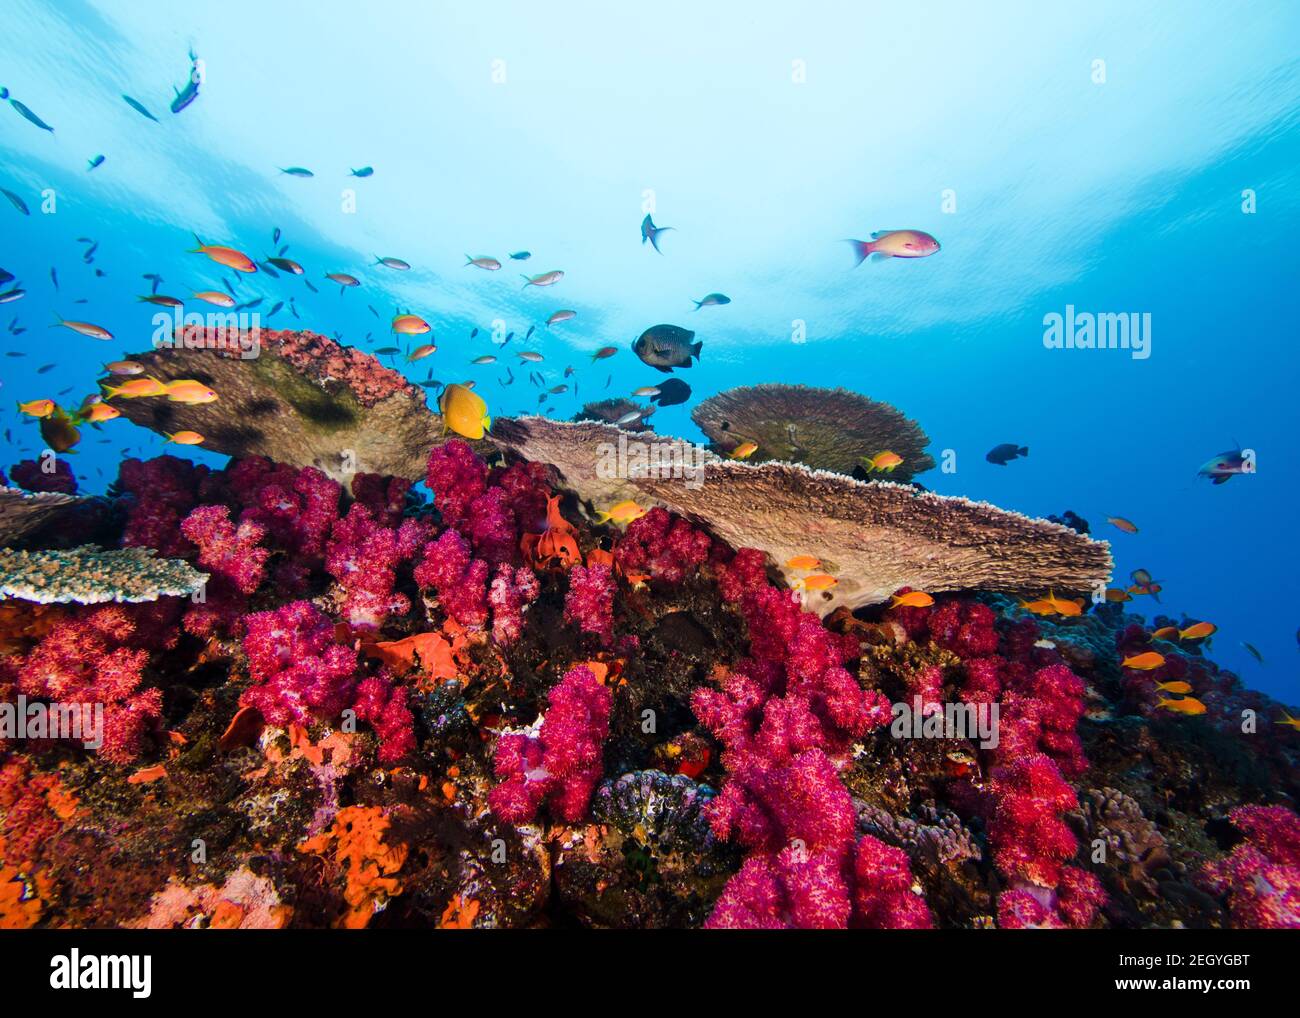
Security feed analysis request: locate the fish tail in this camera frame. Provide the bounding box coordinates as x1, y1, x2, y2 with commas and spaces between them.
848, 239, 874, 267
520, 275, 533, 288
692, 340, 703, 361
1019, 446, 1029, 456
691, 300, 702, 311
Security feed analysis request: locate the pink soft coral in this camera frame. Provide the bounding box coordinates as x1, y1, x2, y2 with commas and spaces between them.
488, 666, 612, 823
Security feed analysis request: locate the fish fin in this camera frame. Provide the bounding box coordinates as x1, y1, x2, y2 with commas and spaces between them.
692, 341, 702, 360
691, 301, 702, 311
1019, 446, 1029, 456
868, 251, 893, 263
847, 240, 873, 267
653, 364, 673, 374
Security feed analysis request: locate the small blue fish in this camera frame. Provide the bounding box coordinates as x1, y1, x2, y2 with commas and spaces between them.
10, 98, 53, 132
509, 251, 531, 260
349, 166, 374, 177
279, 166, 314, 178
87, 154, 105, 171
641, 214, 673, 254
122, 95, 158, 122
2, 189, 29, 216
171, 50, 201, 114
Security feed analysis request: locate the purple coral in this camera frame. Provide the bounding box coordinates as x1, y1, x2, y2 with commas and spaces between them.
240, 601, 358, 727
488, 665, 612, 823
563, 563, 615, 645
325, 503, 429, 629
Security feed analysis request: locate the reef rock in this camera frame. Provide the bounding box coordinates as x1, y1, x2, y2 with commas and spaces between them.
0, 486, 93, 547
101, 328, 443, 485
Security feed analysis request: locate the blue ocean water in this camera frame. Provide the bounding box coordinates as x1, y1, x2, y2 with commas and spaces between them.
0, 1, 1296, 699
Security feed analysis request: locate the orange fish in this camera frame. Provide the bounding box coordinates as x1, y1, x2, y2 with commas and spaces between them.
190, 237, 258, 273
1021, 590, 1084, 617
1106, 516, 1139, 534
1151, 626, 1180, 641
392, 313, 431, 335
103, 376, 168, 398
1274, 710, 1300, 732
785, 555, 821, 571
1155, 680, 1193, 694
1157, 696, 1206, 716
407, 343, 437, 361
729, 441, 759, 460
79, 402, 121, 424
796, 573, 837, 592
863, 450, 904, 472
890, 590, 934, 609
1104, 588, 1132, 603
1123, 651, 1166, 670
17, 398, 56, 418
166, 431, 205, 445
165, 379, 219, 404
1179, 621, 1216, 641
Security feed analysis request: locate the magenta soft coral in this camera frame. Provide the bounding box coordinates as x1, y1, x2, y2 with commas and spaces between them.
117, 455, 209, 558
615, 507, 712, 584
352, 673, 416, 764
424, 439, 487, 528
414, 528, 489, 629
563, 564, 615, 645
8, 458, 77, 494
1200, 804, 1300, 928
240, 600, 358, 727
15, 604, 168, 763
488, 565, 540, 645
325, 503, 429, 629
488, 665, 612, 823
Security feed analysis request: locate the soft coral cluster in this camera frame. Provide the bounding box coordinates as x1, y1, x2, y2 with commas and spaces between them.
488, 665, 612, 823
325, 504, 430, 629
12, 602, 179, 762
240, 600, 359, 729
690, 543, 916, 928
616, 507, 712, 583
1200, 804, 1300, 928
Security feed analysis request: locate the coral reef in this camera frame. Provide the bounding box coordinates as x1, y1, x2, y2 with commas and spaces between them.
691, 383, 936, 480
0, 423, 1295, 931
0, 545, 207, 604
98, 329, 445, 484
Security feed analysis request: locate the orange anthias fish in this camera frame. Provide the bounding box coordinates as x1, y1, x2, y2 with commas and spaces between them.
1157, 696, 1207, 716
1275, 710, 1300, 732
1123, 651, 1167, 670
79, 402, 121, 424
594, 500, 648, 525
166, 431, 205, 445
190, 237, 258, 273
1104, 588, 1132, 603
1106, 516, 1139, 534
786, 555, 821, 571
165, 379, 219, 404
796, 573, 837, 592
1179, 621, 1217, 641
863, 450, 904, 472
1155, 680, 1193, 694
103, 376, 169, 398
1020, 591, 1084, 617
392, 314, 431, 335
407, 343, 437, 362
1151, 626, 1180, 641
890, 590, 934, 609
17, 398, 56, 418
729, 441, 759, 460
